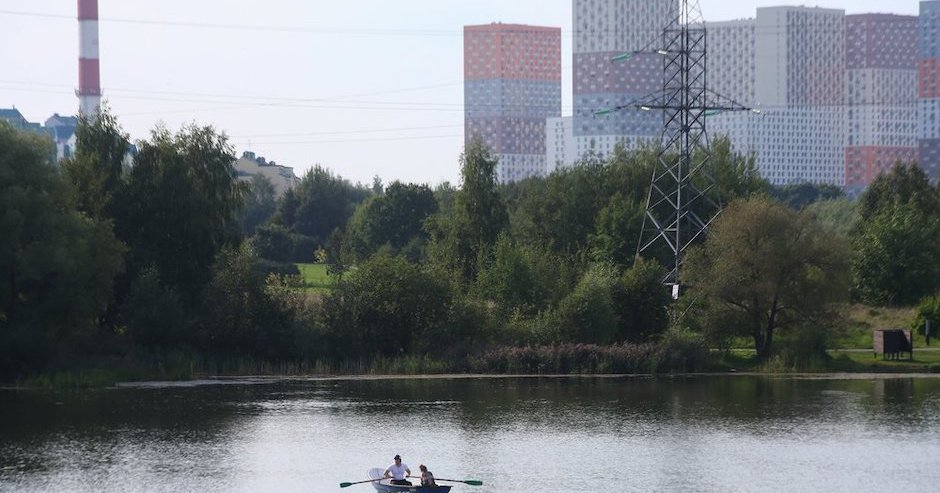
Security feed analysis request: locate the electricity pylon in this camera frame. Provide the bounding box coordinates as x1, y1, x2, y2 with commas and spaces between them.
596, 0, 759, 298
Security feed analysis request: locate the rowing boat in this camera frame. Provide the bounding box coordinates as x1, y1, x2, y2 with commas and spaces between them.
368, 468, 452, 493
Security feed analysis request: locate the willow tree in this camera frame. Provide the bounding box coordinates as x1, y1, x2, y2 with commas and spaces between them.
684, 196, 850, 359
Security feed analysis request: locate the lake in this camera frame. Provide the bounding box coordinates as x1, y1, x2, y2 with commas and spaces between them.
2, 375, 940, 492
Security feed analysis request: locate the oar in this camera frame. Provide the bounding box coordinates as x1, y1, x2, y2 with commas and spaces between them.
411, 476, 483, 486
339, 477, 385, 488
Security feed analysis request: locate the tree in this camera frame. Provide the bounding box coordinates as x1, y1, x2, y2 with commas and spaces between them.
344, 181, 438, 261
852, 202, 940, 305
61, 106, 130, 219
472, 235, 571, 317
115, 124, 243, 303
239, 174, 278, 236
428, 141, 508, 281
684, 196, 850, 359
805, 198, 858, 238
912, 294, 940, 337
612, 257, 670, 342
200, 244, 297, 359
772, 183, 844, 210
851, 163, 940, 305
0, 122, 124, 375
857, 163, 938, 221
320, 254, 455, 357
709, 136, 770, 204
456, 141, 508, 248
554, 264, 619, 344
272, 165, 370, 246
512, 143, 653, 260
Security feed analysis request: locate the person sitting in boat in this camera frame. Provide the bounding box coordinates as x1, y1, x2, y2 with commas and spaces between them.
384, 454, 412, 486
418, 464, 436, 487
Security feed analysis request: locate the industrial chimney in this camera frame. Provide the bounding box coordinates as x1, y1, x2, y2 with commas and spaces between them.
77, 0, 101, 118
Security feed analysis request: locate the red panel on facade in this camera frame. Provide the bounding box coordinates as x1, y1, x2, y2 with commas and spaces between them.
78, 0, 98, 20
919, 59, 940, 98
78, 58, 101, 95
845, 146, 917, 188
464, 24, 560, 81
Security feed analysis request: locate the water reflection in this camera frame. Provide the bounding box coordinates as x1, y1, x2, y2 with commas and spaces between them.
2, 376, 940, 492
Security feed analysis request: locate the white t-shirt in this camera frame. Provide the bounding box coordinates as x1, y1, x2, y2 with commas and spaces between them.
387, 463, 409, 480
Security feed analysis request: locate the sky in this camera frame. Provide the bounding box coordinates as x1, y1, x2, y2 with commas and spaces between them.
0, 1, 922, 186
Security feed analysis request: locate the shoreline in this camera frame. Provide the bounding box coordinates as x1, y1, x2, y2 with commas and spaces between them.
100, 371, 940, 389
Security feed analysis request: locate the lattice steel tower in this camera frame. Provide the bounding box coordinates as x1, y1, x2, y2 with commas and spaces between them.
597, 0, 757, 297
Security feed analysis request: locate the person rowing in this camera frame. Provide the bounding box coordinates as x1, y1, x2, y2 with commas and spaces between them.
419, 464, 437, 487
384, 454, 412, 486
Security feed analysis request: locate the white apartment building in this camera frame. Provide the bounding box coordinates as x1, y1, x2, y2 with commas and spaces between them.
710, 6, 848, 186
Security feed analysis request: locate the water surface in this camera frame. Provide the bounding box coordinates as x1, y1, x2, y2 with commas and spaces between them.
2, 375, 940, 492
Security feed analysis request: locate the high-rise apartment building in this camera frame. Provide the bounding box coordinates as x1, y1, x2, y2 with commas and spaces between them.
845, 14, 918, 192
464, 23, 561, 183
572, 0, 677, 161
710, 6, 847, 186
706, 19, 756, 105
546, 116, 575, 171
919, 1, 940, 181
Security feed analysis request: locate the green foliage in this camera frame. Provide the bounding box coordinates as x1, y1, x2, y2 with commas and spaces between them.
469, 341, 711, 374
852, 202, 940, 306
428, 141, 508, 281
554, 264, 619, 344
239, 174, 278, 236
912, 294, 940, 336
61, 106, 130, 219
612, 257, 670, 342
588, 192, 645, 266
805, 198, 858, 237
295, 263, 334, 293
0, 122, 124, 376
116, 124, 243, 303
512, 145, 652, 259
851, 164, 940, 306
858, 163, 939, 221
772, 182, 843, 210
709, 137, 770, 204
124, 267, 187, 348
251, 224, 317, 263
200, 244, 301, 360
272, 165, 369, 246
473, 235, 571, 317
320, 254, 456, 358
456, 141, 508, 249
685, 196, 850, 359
344, 181, 437, 261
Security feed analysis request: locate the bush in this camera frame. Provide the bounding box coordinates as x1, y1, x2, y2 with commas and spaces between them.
200, 244, 298, 360
124, 267, 188, 348
768, 324, 831, 371
555, 264, 618, 344
319, 254, 456, 358
612, 257, 670, 342
912, 294, 940, 336
255, 258, 300, 278
468, 341, 711, 374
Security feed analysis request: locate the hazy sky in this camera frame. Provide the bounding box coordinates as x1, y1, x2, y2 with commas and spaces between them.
0, 1, 922, 185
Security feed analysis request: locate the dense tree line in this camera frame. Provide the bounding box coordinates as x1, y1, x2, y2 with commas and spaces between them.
3, 109, 940, 379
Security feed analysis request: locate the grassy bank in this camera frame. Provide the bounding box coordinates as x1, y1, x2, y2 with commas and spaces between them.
295, 263, 334, 293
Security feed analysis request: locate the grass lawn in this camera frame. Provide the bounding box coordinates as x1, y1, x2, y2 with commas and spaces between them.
716, 347, 940, 373
833, 304, 917, 349
295, 263, 334, 293
828, 349, 940, 373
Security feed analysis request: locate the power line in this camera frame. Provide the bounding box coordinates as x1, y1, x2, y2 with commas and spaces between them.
229, 134, 463, 146
0, 83, 575, 112
228, 124, 464, 139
